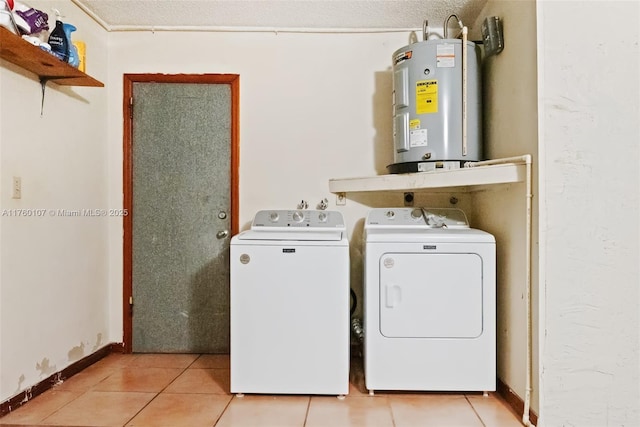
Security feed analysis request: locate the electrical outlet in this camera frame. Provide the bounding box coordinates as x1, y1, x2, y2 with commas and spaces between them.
12, 176, 21, 199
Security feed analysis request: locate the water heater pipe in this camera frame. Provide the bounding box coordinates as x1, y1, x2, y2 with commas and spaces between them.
444, 14, 469, 157
443, 14, 460, 39
462, 25, 468, 156
469, 155, 535, 427
522, 157, 536, 427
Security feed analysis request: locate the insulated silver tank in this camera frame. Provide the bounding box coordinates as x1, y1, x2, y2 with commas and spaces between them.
388, 39, 482, 174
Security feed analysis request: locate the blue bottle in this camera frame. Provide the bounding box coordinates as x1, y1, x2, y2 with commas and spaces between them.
64, 23, 79, 67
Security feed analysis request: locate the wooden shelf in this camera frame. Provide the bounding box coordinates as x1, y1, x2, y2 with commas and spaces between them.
329, 156, 530, 194
0, 26, 103, 87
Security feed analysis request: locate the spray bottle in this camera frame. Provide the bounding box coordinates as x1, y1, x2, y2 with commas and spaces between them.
47, 8, 69, 62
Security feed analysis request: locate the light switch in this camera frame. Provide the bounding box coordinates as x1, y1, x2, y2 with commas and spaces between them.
12, 176, 21, 199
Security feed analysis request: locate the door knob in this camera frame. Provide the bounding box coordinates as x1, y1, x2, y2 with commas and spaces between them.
217, 230, 229, 239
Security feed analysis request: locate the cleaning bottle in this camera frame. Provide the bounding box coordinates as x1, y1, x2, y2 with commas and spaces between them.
64, 23, 79, 68
47, 9, 69, 62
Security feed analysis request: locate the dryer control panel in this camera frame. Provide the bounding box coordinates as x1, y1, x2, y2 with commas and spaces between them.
252, 210, 345, 230
366, 208, 469, 228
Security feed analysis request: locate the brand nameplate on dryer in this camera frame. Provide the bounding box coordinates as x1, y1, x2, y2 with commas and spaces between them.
282, 248, 296, 253
423, 245, 437, 250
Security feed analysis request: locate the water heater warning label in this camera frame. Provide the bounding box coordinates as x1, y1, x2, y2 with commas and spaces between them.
394, 50, 413, 65
410, 129, 428, 147
416, 80, 438, 114
437, 44, 455, 67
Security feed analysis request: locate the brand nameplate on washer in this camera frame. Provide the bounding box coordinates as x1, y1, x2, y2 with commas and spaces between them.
282, 248, 296, 253
423, 245, 437, 250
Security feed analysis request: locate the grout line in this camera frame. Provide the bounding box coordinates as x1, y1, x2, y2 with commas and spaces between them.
387, 396, 397, 427
121, 391, 162, 427
214, 393, 236, 426
37, 355, 139, 425
185, 354, 200, 369
155, 363, 190, 393
302, 395, 312, 426
465, 395, 487, 427
120, 354, 197, 426
29, 389, 86, 425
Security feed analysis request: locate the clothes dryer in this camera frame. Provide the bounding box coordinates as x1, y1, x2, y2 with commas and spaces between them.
364, 208, 495, 393
230, 210, 350, 396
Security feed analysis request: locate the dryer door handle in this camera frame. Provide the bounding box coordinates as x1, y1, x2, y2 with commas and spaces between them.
385, 285, 402, 308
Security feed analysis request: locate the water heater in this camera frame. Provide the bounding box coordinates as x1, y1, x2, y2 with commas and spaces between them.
388, 36, 482, 174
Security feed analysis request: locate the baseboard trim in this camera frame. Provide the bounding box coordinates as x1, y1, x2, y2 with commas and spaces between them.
109, 342, 126, 353
497, 377, 538, 426
0, 342, 124, 417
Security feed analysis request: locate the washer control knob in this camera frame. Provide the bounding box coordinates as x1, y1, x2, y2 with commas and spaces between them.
269, 211, 279, 222
411, 208, 423, 220
292, 211, 305, 222
385, 210, 395, 218
318, 212, 328, 222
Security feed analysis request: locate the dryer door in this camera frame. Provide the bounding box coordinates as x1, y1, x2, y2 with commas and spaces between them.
379, 253, 483, 338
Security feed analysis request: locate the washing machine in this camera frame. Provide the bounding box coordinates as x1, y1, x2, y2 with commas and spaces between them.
364, 207, 495, 393
230, 209, 350, 396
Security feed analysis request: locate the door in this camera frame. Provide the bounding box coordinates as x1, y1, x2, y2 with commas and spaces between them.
379, 252, 483, 338
123, 74, 239, 353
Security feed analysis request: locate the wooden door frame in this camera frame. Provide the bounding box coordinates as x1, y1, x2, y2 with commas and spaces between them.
122, 73, 240, 353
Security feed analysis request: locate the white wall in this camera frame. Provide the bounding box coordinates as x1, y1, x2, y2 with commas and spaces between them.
470, 0, 540, 414
105, 29, 447, 336
537, 1, 640, 425
0, 1, 108, 402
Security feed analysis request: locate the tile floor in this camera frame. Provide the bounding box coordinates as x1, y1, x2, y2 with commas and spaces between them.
0, 353, 523, 426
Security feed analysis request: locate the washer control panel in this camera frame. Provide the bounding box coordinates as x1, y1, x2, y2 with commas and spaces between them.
366, 208, 469, 228
252, 210, 345, 229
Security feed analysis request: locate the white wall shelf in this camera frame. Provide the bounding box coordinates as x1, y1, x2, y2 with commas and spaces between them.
329, 155, 530, 194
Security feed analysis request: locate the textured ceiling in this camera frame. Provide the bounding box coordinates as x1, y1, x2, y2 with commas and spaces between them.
72, 0, 487, 31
